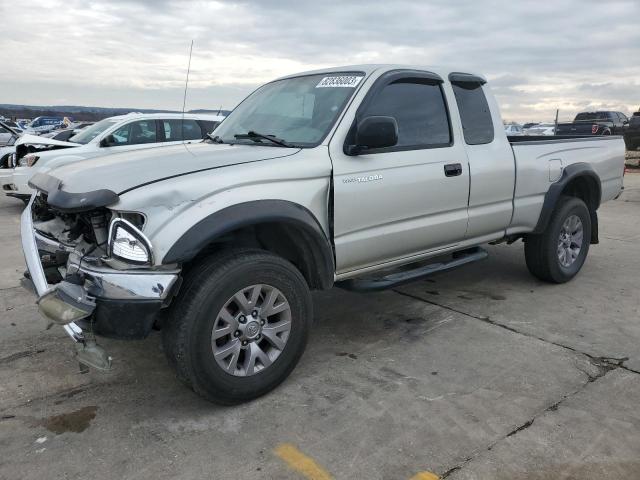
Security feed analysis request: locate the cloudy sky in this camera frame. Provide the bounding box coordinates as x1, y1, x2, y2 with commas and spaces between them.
0, 0, 638, 122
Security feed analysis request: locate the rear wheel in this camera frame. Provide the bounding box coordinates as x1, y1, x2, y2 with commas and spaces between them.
524, 196, 591, 283
162, 249, 312, 405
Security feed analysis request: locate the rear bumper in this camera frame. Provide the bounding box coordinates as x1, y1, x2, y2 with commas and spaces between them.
21, 197, 180, 340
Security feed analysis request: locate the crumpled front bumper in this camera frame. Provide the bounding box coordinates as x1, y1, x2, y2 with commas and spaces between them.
21, 196, 181, 343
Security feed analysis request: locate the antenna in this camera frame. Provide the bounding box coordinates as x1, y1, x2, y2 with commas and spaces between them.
181, 40, 194, 142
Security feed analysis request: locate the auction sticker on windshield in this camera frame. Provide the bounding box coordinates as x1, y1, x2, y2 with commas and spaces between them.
316, 75, 363, 88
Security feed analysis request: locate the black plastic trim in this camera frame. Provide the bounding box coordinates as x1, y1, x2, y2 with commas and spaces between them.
448, 72, 487, 85
163, 200, 335, 289
91, 298, 162, 339
337, 247, 488, 292
533, 163, 602, 240
28, 172, 119, 213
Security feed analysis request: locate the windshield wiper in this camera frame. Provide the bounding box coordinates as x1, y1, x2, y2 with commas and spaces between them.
233, 131, 293, 148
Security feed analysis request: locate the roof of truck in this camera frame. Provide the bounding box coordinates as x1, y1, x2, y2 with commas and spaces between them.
276, 64, 487, 83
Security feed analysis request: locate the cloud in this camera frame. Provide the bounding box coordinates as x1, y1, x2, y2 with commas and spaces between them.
0, 0, 638, 120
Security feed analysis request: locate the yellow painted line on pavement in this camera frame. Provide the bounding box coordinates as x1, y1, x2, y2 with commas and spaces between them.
410, 472, 440, 480
274, 443, 334, 480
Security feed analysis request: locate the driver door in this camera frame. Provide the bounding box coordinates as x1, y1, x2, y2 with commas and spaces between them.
330, 72, 470, 274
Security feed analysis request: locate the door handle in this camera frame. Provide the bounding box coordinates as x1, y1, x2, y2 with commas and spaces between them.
444, 163, 463, 177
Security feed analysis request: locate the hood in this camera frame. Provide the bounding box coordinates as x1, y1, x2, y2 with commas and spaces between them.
34, 142, 301, 198
15, 133, 80, 148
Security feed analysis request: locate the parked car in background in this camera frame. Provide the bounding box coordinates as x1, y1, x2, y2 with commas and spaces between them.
555, 111, 628, 136
0, 121, 21, 184
524, 123, 556, 136
504, 124, 524, 136
20, 64, 625, 404
23, 116, 65, 134
41, 123, 94, 142
0, 121, 18, 144
2, 112, 225, 201
623, 111, 640, 151
522, 122, 539, 130
2, 120, 25, 133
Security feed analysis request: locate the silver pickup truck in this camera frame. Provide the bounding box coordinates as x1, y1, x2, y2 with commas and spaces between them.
21, 65, 625, 404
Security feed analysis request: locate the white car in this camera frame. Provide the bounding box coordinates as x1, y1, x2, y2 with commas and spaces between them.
504, 124, 524, 136
2, 112, 224, 201
524, 123, 556, 136
0, 121, 21, 186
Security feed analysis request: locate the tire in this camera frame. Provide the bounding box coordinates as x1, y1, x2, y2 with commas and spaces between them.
162, 249, 312, 405
524, 196, 591, 283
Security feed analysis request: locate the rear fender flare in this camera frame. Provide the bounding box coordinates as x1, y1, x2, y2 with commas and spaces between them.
533, 162, 601, 243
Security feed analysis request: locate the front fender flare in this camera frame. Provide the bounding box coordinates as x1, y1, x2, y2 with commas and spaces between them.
162, 200, 335, 288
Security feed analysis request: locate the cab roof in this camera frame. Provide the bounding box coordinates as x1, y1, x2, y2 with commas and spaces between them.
275, 64, 487, 84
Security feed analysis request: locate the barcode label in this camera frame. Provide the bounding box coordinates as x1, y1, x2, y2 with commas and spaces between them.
316, 75, 363, 88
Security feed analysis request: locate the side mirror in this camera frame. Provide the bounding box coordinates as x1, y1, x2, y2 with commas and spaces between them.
100, 134, 116, 147
346, 116, 398, 155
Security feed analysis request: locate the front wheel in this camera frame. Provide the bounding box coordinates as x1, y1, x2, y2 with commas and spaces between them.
162, 249, 313, 405
524, 196, 591, 283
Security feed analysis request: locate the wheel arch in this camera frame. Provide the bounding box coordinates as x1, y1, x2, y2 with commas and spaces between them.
533, 162, 601, 244
162, 200, 335, 290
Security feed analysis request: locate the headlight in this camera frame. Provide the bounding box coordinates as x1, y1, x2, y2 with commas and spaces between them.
19, 154, 39, 167
108, 218, 153, 265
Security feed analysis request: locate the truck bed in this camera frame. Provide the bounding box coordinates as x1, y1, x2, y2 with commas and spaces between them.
506, 135, 625, 235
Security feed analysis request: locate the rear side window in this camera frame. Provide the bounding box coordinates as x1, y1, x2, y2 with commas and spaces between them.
162, 119, 203, 141
452, 83, 494, 145
361, 80, 451, 149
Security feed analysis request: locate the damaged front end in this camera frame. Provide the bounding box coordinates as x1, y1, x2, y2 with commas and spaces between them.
21, 174, 181, 371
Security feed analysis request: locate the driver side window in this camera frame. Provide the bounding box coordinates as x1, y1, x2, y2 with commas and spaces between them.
110, 120, 158, 146
360, 80, 452, 150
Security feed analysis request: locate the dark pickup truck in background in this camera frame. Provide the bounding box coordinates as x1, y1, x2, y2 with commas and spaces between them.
555, 111, 629, 137
623, 111, 640, 151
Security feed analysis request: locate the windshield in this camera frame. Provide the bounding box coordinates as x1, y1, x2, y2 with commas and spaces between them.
213, 72, 365, 147
69, 118, 119, 144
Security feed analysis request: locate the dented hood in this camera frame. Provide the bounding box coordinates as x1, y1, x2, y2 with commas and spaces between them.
32, 142, 301, 207
15, 133, 80, 148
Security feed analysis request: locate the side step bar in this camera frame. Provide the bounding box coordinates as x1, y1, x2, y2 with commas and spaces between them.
337, 247, 488, 292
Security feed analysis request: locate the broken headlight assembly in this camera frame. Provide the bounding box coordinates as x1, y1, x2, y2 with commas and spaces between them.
108, 217, 153, 266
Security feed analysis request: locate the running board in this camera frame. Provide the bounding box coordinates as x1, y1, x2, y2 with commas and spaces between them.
337, 247, 488, 292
